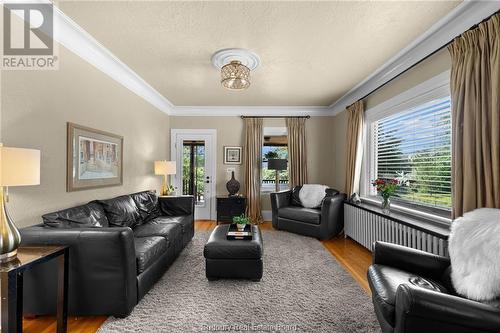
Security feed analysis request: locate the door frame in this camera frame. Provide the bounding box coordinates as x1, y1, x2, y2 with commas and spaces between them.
170, 129, 217, 220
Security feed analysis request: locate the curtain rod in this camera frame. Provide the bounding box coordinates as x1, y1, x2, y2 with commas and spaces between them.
240, 115, 310, 119
357, 10, 499, 102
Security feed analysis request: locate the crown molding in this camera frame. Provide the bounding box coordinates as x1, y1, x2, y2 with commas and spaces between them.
10, 1, 499, 118
328, 1, 500, 116
170, 106, 332, 117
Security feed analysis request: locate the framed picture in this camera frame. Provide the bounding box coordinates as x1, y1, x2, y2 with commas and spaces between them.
67, 122, 123, 192
224, 146, 242, 165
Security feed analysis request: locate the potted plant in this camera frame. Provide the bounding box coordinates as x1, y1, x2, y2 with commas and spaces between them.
371, 178, 401, 214
232, 214, 250, 231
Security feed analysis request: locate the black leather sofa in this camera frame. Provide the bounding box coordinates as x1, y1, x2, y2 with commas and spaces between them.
20, 191, 194, 317
368, 241, 500, 333
270, 186, 346, 240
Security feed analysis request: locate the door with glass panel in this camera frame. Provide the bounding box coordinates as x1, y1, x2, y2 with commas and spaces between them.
171, 130, 216, 220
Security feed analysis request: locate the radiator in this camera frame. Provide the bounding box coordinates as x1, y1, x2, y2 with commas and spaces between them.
344, 204, 448, 257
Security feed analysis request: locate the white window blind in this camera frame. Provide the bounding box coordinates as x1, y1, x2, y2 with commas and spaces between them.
371, 96, 452, 211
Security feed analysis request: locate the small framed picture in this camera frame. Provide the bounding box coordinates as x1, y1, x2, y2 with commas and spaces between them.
224, 146, 242, 165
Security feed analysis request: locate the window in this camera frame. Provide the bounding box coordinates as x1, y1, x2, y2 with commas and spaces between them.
363, 73, 452, 218
262, 127, 288, 191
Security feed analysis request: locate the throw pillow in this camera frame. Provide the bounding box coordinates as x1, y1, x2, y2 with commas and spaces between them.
299, 184, 329, 208
449, 208, 500, 300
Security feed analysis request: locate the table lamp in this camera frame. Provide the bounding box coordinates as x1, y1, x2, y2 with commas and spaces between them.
267, 159, 287, 192
154, 160, 176, 196
0, 146, 40, 262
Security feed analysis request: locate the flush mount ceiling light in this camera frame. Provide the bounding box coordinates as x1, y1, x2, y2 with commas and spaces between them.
211, 48, 260, 91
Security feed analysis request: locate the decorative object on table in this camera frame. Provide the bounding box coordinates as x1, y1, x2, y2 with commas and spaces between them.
350, 193, 361, 205
299, 184, 329, 208
371, 178, 402, 214
226, 223, 253, 240
216, 196, 247, 224
0, 145, 40, 262
448, 208, 500, 300
223, 146, 242, 164
67, 122, 123, 192
211, 48, 261, 90
154, 160, 176, 195
226, 171, 240, 196
232, 214, 250, 231
265, 151, 288, 192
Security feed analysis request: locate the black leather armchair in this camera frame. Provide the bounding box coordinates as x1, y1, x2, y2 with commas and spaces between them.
270, 186, 346, 240
20, 191, 194, 317
368, 241, 500, 333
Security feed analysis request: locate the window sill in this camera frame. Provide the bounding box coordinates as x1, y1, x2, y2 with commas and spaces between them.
360, 196, 451, 225
353, 197, 450, 238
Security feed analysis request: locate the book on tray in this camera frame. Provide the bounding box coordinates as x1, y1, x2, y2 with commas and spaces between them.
227, 224, 252, 240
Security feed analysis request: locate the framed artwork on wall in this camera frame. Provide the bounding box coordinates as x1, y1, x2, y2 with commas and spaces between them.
224, 146, 242, 165
67, 122, 123, 192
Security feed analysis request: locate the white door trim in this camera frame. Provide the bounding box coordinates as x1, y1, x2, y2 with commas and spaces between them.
170, 129, 217, 220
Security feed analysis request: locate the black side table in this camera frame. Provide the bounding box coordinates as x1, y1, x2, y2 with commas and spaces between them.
216, 196, 247, 224
0, 246, 69, 333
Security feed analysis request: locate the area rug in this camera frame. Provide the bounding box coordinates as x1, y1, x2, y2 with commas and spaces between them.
98, 230, 379, 333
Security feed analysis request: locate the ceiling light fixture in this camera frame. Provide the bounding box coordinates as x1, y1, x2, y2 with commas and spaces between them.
211, 48, 260, 91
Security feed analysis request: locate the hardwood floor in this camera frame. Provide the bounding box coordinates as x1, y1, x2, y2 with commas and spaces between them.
22, 220, 372, 332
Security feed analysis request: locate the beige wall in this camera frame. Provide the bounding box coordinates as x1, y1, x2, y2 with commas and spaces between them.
1, 47, 170, 227
169, 116, 335, 211
329, 49, 451, 191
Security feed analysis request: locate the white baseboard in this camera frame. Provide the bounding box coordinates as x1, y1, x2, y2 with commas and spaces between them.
262, 210, 272, 221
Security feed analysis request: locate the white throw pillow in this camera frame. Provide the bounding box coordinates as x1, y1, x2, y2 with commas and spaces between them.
299, 184, 328, 208
449, 208, 500, 300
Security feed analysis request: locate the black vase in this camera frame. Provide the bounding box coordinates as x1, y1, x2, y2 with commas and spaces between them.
226, 171, 240, 196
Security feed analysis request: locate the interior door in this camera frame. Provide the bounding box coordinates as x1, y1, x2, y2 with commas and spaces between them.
171, 130, 216, 220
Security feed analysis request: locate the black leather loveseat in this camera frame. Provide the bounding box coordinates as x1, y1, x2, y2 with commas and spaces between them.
270, 186, 346, 240
20, 191, 194, 317
368, 241, 500, 333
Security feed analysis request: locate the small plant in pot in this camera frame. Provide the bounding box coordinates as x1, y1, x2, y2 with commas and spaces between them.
232, 214, 250, 231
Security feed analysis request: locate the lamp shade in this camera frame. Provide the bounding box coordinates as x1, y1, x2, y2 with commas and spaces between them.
154, 161, 176, 175
0, 146, 40, 187
267, 159, 287, 171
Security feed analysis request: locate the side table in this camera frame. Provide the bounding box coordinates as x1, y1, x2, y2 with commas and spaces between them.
0, 246, 69, 333
216, 196, 247, 224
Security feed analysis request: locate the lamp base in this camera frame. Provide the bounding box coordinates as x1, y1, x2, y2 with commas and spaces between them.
0, 249, 17, 263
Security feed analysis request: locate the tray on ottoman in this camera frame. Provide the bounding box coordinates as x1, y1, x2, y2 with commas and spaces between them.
203, 224, 263, 281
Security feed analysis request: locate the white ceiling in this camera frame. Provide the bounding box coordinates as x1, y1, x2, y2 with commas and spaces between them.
59, 1, 461, 107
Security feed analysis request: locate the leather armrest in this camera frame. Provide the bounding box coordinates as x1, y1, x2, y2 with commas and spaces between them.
270, 190, 292, 229
395, 284, 500, 333
319, 192, 346, 239
158, 195, 195, 216
20, 225, 137, 316
373, 241, 450, 279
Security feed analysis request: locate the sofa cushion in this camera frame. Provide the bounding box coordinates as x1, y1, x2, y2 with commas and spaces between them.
42, 202, 109, 228
278, 206, 321, 225
98, 195, 141, 228
133, 222, 182, 246
291, 186, 303, 207
368, 264, 449, 327
130, 191, 160, 224
134, 236, 168, 274
149, 216, 192, 234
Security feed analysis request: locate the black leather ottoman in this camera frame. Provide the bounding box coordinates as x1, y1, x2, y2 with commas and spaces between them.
203, 225, 263, 281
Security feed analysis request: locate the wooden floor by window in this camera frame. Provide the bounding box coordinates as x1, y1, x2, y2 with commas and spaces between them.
22, 220, 372, 333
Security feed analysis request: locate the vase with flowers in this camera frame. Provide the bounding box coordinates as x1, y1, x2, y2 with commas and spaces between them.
371, 178, 401, 214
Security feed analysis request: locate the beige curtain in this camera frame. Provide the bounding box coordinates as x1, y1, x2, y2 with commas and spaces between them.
344, 101, 364, 197
244, 118, 263, 224
449, 13, 500, 218
286, 118, 308, 188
